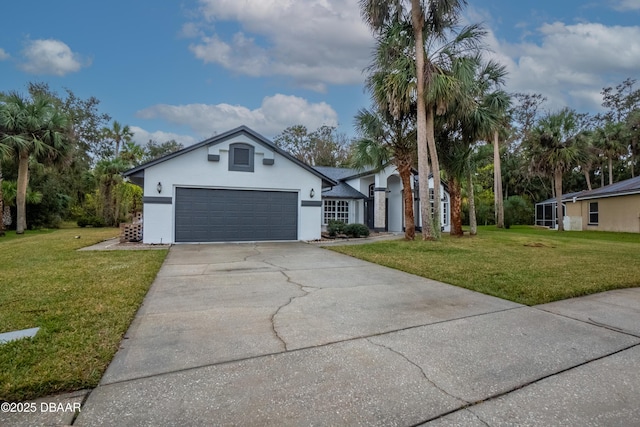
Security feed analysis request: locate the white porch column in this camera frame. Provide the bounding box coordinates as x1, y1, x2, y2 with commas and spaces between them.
374, 187, 386, 231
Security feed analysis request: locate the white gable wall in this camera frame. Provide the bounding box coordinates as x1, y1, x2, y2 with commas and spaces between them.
140, 134, 322, 243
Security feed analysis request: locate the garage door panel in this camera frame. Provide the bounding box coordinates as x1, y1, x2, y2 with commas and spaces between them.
175, 188, 298, 242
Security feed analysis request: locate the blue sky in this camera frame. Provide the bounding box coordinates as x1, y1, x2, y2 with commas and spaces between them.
1, 0, 639, 146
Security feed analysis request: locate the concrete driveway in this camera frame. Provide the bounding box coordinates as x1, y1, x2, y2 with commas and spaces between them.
75, 242, 640, 426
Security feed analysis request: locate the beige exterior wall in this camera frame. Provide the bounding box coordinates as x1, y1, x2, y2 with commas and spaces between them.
565, 194, 640, 233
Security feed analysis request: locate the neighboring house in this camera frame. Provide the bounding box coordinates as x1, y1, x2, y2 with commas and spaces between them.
123, 126, 336, 244
314, 164, 451, 233
535, 175, 640, 233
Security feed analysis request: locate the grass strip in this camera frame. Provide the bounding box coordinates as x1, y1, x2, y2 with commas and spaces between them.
328, 226, 640, 306
0, 228, 167, 401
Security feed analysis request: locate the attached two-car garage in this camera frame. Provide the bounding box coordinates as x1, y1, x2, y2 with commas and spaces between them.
174, 187, 298, 242
124, 126, 335, 244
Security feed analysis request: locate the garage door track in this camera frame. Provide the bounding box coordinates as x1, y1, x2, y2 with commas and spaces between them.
74, 242, 640, 426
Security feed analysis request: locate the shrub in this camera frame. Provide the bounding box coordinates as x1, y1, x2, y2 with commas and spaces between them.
77, 216, 106, 228
344, 223, 370, 238
327, 220, 346, 237
504, 195, 534, 228
90, 216, 106, 228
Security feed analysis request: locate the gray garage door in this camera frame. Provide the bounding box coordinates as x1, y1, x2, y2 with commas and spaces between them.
175, 188, 298, 242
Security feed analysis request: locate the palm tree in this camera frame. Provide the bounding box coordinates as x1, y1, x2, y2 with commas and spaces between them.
353, 107, 417, 240
0, 92, 68, 234
0, 146, 8, 237
527, 108, 588, 231
102, 120, 133, 158
466, 59, 510, 228
0, 97, 12, 236
94, 158, 128, 226
594, 121, 629, 185
575, 130, 597, 191
364, 20, 418, 239
438, 56, 510, 234
120, 140, 145, 167
360, 0, 471, 240
627, 109, 640, 177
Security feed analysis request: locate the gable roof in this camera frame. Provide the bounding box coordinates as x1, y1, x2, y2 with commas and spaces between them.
313, 166, 367, 182
538, 191, 584, 205
538, 175, 640, 205
313, 165, 451, 199
122, 125, 337, 187
573, 175, 640, 200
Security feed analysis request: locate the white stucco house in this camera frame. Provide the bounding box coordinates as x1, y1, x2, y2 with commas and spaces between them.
123, 126, 450, 243
314, 164, 450, 234
123, 126, 336, 243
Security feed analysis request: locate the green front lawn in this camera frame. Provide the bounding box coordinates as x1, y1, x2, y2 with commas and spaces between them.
0, 228, 167, 401
329, 226, 640, 306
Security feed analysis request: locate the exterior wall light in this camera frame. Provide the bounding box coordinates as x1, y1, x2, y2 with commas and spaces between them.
310, 188, 315, 198
157, 182, 162, 194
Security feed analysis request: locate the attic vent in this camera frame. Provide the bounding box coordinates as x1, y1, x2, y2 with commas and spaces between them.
234, 148, 250, 165
229, 143, 254, 172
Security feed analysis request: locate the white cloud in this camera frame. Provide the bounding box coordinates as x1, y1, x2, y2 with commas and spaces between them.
185, 0, 373, 91
136, 94, 338, 138
19, 39, 88, 76
0, 48, 9, 60
613, 0, 640, 11
484, 21, 640, 112
130, 126, 198, 147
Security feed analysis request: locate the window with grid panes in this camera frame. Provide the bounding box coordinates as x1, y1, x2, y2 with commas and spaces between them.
323, 200, 349, 224
589, 202, 599, 225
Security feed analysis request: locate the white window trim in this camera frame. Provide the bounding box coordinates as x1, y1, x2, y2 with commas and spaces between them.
323, 199, 350, 225
588, 201, 599, 225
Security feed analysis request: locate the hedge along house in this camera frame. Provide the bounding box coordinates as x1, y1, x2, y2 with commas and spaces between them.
123, 126, 336, 244
535, 175, 640, 232
314, 164, 451, 233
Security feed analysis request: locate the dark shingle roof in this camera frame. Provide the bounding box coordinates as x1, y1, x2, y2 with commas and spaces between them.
313, 166, 375, 182
574, 175, 640, 200
538, 175, 640, 204
538, 191, 584, 205
322, 183, 367, 199
313, 166, 371, 199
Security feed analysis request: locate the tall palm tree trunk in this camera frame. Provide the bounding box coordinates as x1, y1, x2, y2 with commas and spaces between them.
426, 107, 442, 239
16, 152, 29, 234
449, 176, 463, 236
608, 157, 614, 185
412, 0, 434, 240
467, 167, 477, 235
583, 169, 592, 191
631, 140, 637, 178
554, 168, 564, 232
493, 130, 504, 228
398, 162, 415, 240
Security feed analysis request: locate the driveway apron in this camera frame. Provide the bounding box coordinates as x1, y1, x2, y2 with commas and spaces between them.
75, 242, 640, 426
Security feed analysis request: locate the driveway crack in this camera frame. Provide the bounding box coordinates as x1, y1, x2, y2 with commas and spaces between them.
270, 271, 318, 352
466, 408, 491, 427
366, 338, 469, 406
242, 244, 261, 261
270, 305, 290, 351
